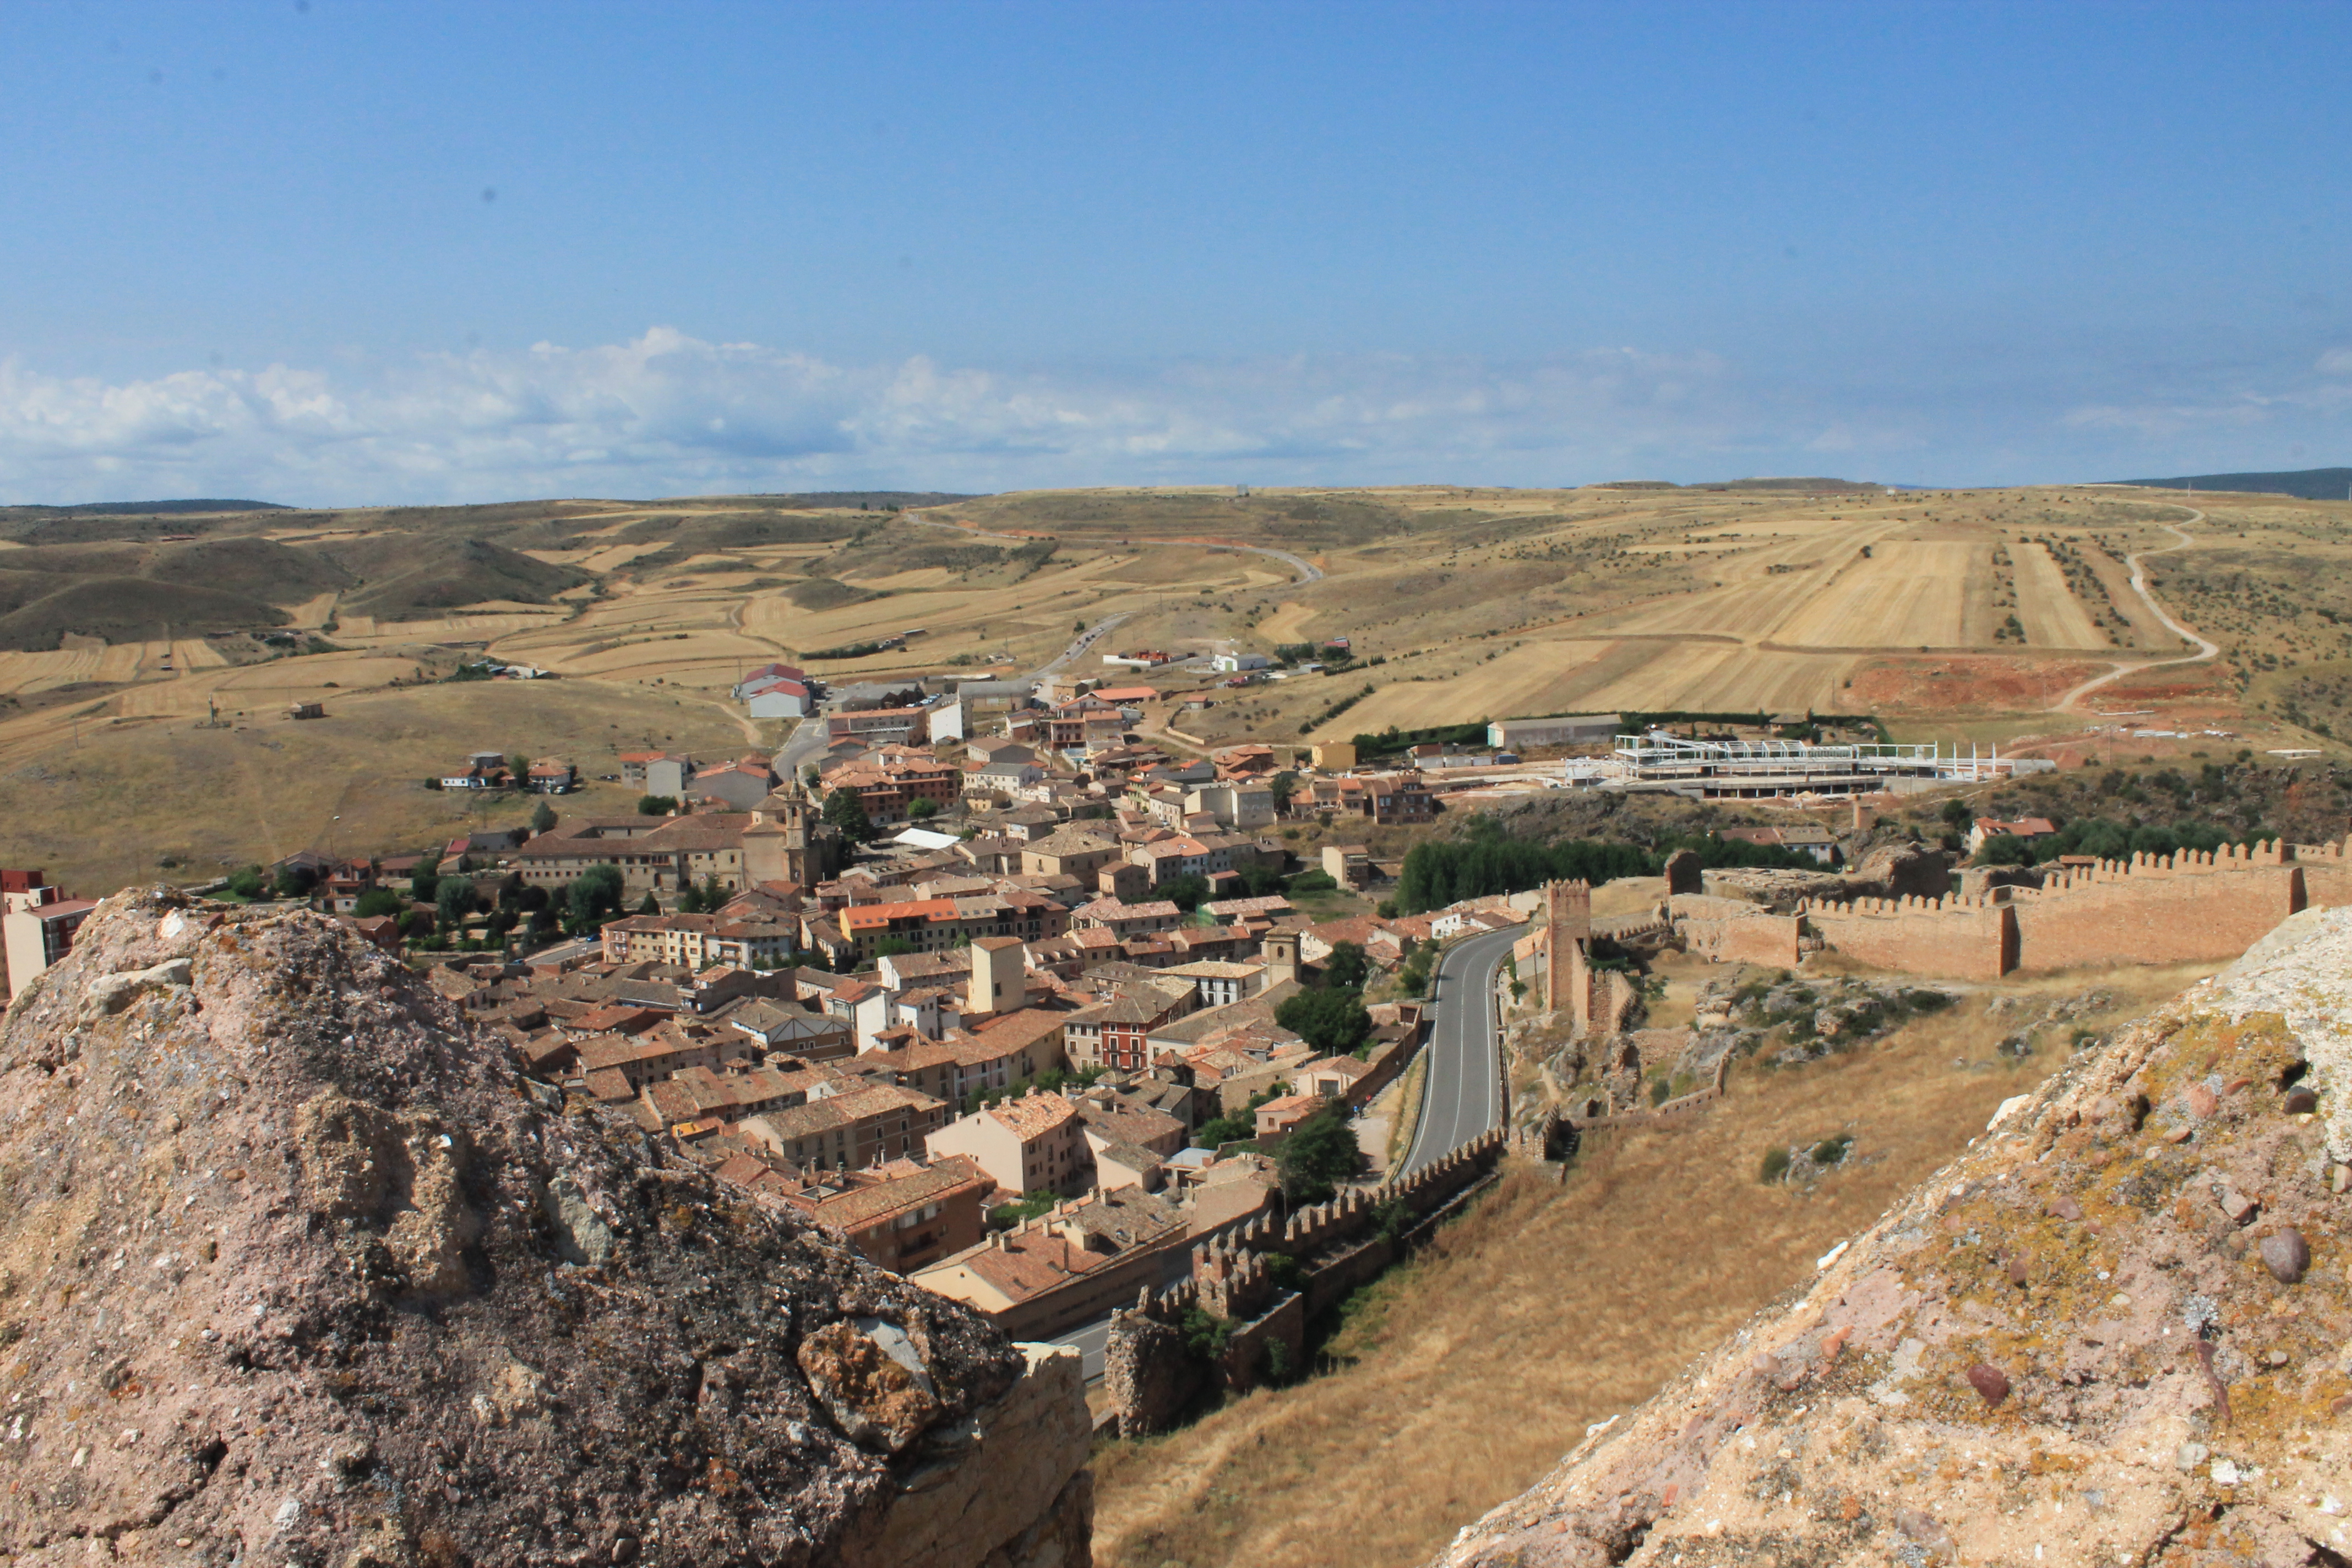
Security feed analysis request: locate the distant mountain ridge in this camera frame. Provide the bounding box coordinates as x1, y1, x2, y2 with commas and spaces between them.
0, 497, 287, 516
2117, 465, 2352, 500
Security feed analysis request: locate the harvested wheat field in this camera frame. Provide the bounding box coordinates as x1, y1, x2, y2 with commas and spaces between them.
1088, 963, 2215, 1568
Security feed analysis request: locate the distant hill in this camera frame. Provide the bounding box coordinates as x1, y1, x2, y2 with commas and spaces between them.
700, 491, 979, 510
0, 537, 349, 650
317, 535, 591, 619
0, 498, 287, 516
2116, 466, 2352, 500
1593, 477, 1888, 494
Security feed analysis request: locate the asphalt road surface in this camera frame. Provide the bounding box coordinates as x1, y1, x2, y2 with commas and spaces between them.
1397, 923, 1522, 1178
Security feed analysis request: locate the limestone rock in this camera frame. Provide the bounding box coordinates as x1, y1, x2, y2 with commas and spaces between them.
799, 1319, 944, 1453
1435, 904, 2352, 1568
0, 892, 1090, 1568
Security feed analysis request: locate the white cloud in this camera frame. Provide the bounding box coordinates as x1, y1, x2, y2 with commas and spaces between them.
3, 325, 2342, 504
2317, 346, 2352, 375
0, 330, 1770, 505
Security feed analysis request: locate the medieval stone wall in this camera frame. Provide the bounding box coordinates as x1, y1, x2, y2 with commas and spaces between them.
1796, 839, 2348, 980
1798, 893, 2013, 981
2008, 857, 2302, 973
1673, 894, 1804, 968
1102, 1129, 1506, 1436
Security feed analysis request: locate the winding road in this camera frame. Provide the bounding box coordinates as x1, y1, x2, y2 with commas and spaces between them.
2056, 506, 2219, 710
1397, 924, 1521, 1177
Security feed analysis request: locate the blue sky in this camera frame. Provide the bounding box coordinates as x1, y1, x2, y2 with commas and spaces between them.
2, 1, 2348, 504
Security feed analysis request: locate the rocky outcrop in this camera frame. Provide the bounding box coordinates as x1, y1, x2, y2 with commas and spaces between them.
1436, 905, 2352, 1568
0, 893, 1090, 1567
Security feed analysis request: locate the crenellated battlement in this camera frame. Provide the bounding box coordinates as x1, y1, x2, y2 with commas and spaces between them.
1793, 836, 2348, 979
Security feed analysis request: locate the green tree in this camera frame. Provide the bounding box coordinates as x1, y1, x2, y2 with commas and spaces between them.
435, 876, 477, 929
698, 874, 724, 910
1235, 862, 1286, 897
1940, 797, 1976, 829
408, 852, 441, 908
636, 891, 661, 915
677, 880, 704, 914
908, 796, 940, 820
1974, 833, 2032, 867
352, 887, 403, 919
565, 863, 627, 930
1321, 940, 1370, 992
1161, 873, 1211, 912
823, 786, 875, 843
1276, 988, 1372, 1055
873, 935, 919, 959
273, 862, 318, 900
529, 799, 557, 834
1268, 770, 1299, 813
225, 864, 266, 900
1276, 1106, 1360, 1203
508, 752, 532, 782
636, 794, 678, 816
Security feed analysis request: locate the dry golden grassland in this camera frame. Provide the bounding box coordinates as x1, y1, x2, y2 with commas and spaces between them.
1088, 962, 2217, 1568
0, 678, 752, 894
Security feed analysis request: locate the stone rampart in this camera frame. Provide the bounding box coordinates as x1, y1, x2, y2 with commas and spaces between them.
1673, 895, 1804, 968
1102, 1128, 1505, 1435
2293, 836, 2352, 909
1797, 837, 2348, 979
2007, 852, 2302, 973
1796, 891, 2014, 981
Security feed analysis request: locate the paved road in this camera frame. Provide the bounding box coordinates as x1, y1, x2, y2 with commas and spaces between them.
1030, 611, 1136, 679
772, 715, 827, 786
2056, 505, 2218, 710
1397, 923, 1523, 1178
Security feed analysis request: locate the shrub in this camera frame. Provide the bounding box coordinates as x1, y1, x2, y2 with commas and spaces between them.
224, 864, 266, 900
1759, 1147, 1791, 1182
636, 794, 678, 816
1181, 1307, 1232, 1363
1811, 1134, 1853, 1166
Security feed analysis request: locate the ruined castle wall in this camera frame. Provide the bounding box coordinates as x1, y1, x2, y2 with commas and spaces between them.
1799, 841, 2349, 979
1593, 968, 1644, 1035
1799, 895, 2013, 981
2007, 857, 2304, 973
1221, 1290, 1307, 1395
1678, 912, 1803, 968
2298, 840, 2352, 909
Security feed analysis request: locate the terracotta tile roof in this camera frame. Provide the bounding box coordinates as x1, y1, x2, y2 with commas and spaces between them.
986, 1090, 1080, 1141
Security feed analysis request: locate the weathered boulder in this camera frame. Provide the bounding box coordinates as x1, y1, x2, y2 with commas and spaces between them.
0, 892, 1091, 1567
1435, 905, 2352, 1568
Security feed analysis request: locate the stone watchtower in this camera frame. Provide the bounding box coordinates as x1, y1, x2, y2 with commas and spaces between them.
1542, 878, 1593, 1026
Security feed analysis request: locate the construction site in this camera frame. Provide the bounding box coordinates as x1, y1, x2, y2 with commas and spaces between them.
1571, 729, 2059, 799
